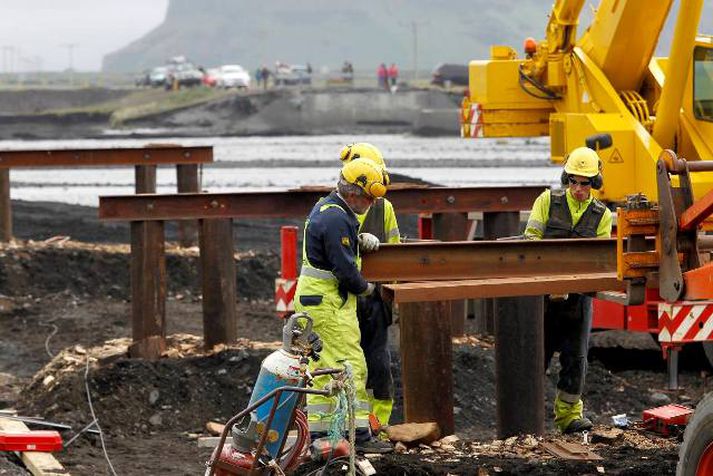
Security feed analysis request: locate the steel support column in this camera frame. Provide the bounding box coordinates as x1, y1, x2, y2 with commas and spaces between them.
399, 301, 454, 436
432, 212, 469, 336
495, 295, 545, 437
199, 218, 238, 348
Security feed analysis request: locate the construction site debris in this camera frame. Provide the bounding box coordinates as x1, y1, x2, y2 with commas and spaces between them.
386, 422, 441, 444
590, 427, 624, 443
541, 440, 603, 460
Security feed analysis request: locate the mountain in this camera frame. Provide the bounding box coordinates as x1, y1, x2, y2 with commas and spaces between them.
101, 0, 551, 73
102, 0, 711, 74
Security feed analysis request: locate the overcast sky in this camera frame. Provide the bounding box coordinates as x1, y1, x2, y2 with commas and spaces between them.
0, 0, 168, 72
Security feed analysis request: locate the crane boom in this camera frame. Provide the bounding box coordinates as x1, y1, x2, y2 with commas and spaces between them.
462, 0, 713, 206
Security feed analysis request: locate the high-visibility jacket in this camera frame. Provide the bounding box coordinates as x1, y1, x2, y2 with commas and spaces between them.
357, 198, 400, 244
355, 198, 399, 427
524, 189, 612, 240
294, 191, 371, 433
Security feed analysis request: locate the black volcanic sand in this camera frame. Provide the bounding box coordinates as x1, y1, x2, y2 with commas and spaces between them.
0, 200, 704, 475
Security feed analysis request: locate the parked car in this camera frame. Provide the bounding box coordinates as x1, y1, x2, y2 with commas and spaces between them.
273, 64, 311, 86
148, 66, 171, 87
215, 64, 251, 88
169, 62, 204, 88
431, 63, 469, 87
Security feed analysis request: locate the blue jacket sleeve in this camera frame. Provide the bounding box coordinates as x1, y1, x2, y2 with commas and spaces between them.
322, 209, 369, 295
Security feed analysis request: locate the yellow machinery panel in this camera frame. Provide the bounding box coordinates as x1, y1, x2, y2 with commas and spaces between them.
468, 60, 553, 137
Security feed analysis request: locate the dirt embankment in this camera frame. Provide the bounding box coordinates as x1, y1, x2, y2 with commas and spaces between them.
0, 87, 461, 140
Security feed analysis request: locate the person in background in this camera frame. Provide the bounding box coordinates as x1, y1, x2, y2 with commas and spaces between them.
388, 63, 399, 88
377, 63, 387, 89
524, 146, 613, 434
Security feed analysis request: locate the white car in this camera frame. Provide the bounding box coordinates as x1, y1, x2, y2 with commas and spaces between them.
216, 64, 251, 89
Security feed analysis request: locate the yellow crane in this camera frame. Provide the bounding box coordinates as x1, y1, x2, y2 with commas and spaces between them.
461, 0, 713, 204
461, 1, 713, 472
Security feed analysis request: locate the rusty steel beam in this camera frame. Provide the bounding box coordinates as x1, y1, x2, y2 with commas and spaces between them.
98, 186, 544, 221
383, 273, 624, 303
362, 239, 617, 282
0, 146, 212, 167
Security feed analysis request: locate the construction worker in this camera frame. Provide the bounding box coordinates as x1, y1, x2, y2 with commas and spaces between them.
524, 146, 613, 434
339, 143, 399, 432
295, 158, 394, 454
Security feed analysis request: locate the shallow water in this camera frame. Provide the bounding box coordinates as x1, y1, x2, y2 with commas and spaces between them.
0, 134, 557, 206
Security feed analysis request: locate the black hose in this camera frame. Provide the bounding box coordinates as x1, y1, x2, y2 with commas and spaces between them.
518, 64, 561, 100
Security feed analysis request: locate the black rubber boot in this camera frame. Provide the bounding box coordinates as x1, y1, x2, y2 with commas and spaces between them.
355, 437, 394, 454
562, 416, 593, 434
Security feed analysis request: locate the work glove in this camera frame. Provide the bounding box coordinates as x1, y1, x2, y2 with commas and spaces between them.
307, 331, 323, 361
359, 282, 376, 297
358, 233, 380, 253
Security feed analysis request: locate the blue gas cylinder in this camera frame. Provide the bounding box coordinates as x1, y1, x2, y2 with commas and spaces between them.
246, 313, 313, 459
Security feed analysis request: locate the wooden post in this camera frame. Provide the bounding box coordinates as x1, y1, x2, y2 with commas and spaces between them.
477, 211, 521, 335
135, 164, 157, 194
176, 164, 200, 247
129, 220, 166, 359
0, 169, 10, 242
400, 301, 454, 435
129, 164, 166, 359
199, 218, 238, 348
432, 212, 469, 336
495, 295, 545, 437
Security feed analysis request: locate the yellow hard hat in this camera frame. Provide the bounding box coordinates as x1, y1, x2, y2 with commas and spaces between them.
564, 147, 601, 177
341, 158, 387, 198
339, 142, 386, 168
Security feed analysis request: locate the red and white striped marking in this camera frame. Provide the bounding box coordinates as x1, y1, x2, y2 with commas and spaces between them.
658, 301, 713, 343
470, 103, 483, 138
275, 278, 297, 314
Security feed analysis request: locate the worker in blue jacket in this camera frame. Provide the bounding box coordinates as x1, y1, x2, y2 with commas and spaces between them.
295, 158, 394, 454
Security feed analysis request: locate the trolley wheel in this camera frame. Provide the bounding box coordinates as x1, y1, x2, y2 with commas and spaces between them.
678, 392, 713, 475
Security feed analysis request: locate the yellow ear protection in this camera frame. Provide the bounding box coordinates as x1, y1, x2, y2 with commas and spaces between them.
342, 158, 387, 198
560, 170, 603, 189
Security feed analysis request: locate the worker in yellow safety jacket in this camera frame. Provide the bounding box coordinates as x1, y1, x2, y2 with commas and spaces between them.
524, 146, 613, 434
339, 143, 400, 432
294, 157, 394, 454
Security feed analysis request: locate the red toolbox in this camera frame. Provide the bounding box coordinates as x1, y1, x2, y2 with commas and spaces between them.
642, 404, 693, 436
0, 430, 63, 452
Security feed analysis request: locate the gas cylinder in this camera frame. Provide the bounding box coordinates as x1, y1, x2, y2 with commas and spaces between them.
232, 313, 314, 460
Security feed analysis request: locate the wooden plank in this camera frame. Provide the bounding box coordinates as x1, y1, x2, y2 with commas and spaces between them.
384, 273, 625, 303
0, 146, 212, 168
399, 301, 454, 435
0, 417, 68, 475
199, 218, 237, 348
98, 186, 544, 221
